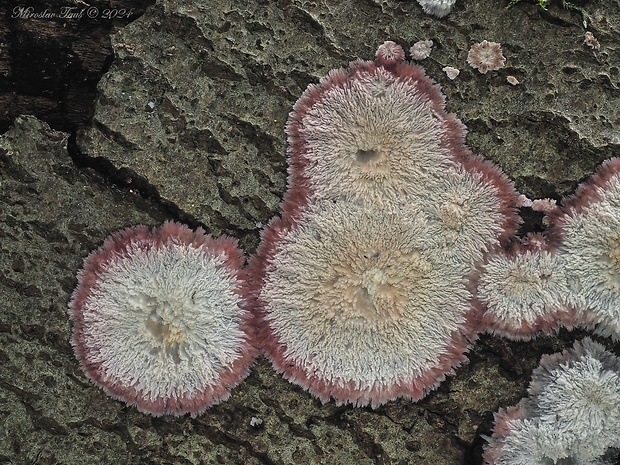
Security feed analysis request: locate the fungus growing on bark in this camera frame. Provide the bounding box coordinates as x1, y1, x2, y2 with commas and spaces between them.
249, 43, 524, 407
483, 338, 620, 465
246, 200, 478, 407
419, 164, 520, 265
474, 237, 576, 340
467, 40, 506, 74
442, 66, 460, 80
551, 158, 620, 339
410, 40, 434, 60
416, 0, 457, 17
69, 221, 255, 416
286, 41, 471, 212
584, 31, 601, 50
375, 40, 406, 66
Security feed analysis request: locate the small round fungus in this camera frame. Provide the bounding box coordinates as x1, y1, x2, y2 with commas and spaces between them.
442, 66, 460, 80
69, 221, 255, 416
475, 239, 575, 340
375, 40, 406, 66
416, 0, 457, 17
467, 40, 506, 74
410, 40, 434, 60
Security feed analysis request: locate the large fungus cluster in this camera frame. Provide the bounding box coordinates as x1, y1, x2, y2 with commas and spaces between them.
248, 41, 521, 407
69, 43, 620, 458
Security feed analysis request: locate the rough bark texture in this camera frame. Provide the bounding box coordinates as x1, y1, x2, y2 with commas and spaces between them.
1, 0, 620, 464
0, 0, 155, 133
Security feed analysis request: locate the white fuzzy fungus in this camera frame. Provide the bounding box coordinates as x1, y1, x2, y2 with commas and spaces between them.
559, 171, 620, 338
297, 67, 457, 207
416, 0, 457, 17
485, 339, 620, 465
260, 200, 473, 404
419, 166, 515, 265
477, 248, 571, 337
78, 234, 248, 411
410, 40, 434, 60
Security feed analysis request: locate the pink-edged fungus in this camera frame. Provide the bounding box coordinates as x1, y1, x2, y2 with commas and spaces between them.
410, 40, 434, 60
417, 163, 520, 265
474, 236, 577, 340
374, 40, 406, 66
286, 41, 475, 212
69, 221, 256, 417
246, 200, 479, 408
483, 338, 620, 464
467, 40, 506, 74
247, 42, 524, 407
551, 158, 620, 339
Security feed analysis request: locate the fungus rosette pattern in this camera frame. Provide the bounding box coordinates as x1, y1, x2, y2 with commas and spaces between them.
467, 40, 506, 75
69, 221, 255, 416
552, 158, 620, 339
286, 42, 474, 212
483, 338, 620, 464
419, 164, 520, 265
247, 42, 524, 407
248, 201, 478, 407
474, 238, 576, 340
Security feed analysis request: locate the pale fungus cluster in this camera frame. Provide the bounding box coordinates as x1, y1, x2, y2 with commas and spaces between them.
483, 339, 620, 464
68, 44, 620, 463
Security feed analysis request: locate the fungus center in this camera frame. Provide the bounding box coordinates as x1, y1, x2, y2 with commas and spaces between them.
439, 199, 469, 231
143, 300, 188, 364
608, 237, 620, 269
355, 148, 381, 164
329, 249, 430, 322
603, 236, 620, 289
505, 266, 549, 296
